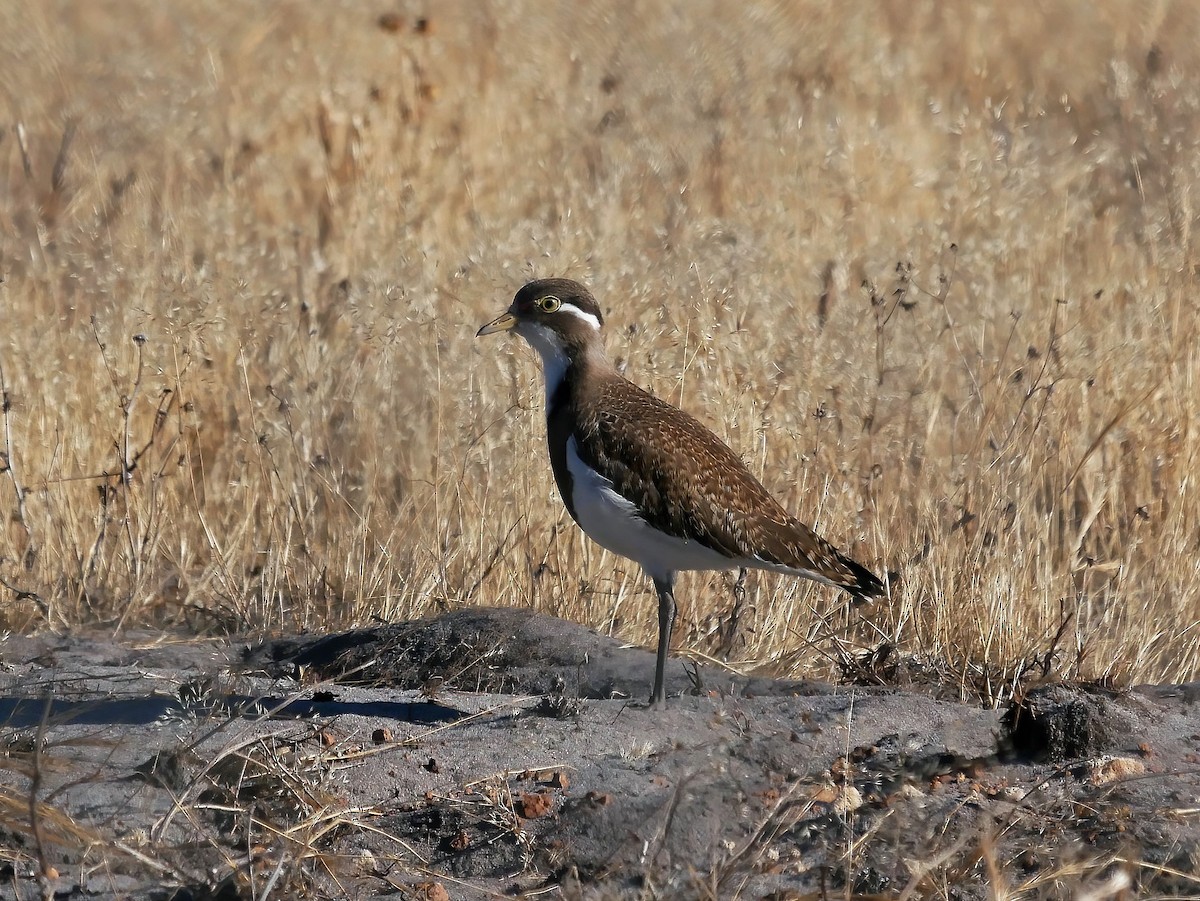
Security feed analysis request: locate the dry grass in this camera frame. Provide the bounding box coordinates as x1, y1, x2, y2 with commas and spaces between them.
0, 0, 1198, 693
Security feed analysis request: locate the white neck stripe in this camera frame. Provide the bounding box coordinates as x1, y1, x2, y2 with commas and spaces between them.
558, 303, 601, 331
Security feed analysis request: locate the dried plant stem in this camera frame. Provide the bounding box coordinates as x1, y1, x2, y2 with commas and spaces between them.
0, 353, 35, 563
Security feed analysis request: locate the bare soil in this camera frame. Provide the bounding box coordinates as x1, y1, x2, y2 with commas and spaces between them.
1, 609, 1198, 899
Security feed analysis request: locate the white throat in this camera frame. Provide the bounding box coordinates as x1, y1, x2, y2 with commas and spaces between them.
518, 322, 571, 407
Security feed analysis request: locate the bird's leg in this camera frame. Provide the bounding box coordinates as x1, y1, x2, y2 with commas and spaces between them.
651, 574, 677, 707
719, 567, 749, 658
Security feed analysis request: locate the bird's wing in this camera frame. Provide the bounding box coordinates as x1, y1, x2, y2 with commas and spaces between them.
571, 376, 882, 597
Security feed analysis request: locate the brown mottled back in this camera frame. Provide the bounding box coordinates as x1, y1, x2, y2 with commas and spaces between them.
551, 361, 883, 599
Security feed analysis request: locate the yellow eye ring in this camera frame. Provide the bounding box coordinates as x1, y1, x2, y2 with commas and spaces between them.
537, 295, 562, 313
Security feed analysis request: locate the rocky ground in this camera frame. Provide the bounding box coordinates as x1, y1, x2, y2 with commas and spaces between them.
1, 608, 1197, 900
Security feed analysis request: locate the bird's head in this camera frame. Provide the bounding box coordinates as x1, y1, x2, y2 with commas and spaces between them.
477, 278, 606, 367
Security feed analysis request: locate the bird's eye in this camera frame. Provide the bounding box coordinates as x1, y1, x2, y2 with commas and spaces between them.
537, 295, 562, 313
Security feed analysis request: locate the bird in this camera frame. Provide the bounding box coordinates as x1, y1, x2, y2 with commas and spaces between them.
477, 278, 884, 706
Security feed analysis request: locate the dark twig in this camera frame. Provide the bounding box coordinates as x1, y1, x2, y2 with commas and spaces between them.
0, 571, 47, 616
30, 697, 54, 899
0, 347, 36, 563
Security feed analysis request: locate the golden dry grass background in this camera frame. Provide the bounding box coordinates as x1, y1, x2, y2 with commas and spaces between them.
1, 1, 1197, 694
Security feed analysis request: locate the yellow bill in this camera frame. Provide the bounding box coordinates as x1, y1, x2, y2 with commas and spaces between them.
476, 311, 516, 337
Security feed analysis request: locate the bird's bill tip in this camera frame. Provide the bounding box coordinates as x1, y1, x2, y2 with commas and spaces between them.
476, 311, 517, 337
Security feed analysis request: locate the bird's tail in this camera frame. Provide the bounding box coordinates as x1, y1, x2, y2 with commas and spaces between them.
838, 552, 885, 604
